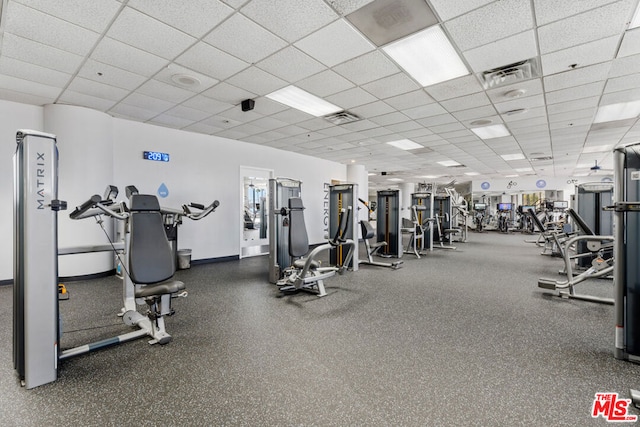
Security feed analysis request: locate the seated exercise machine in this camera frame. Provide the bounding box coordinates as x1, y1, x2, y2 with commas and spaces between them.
537, 208, 614, 304
12, 129, 219, 389
277, 197, 356, 297
358, 198, 402, 269
526, 208, 571, 256
401, 205, 432, 258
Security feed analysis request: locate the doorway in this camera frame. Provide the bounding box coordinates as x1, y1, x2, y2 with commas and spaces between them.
240, 166, 273, 258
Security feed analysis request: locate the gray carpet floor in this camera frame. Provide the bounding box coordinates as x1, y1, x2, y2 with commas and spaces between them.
1, 231, 639, 426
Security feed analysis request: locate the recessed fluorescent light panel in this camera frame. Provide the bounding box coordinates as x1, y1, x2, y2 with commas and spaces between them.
465, 172, 480, 176
500, 153, 525, 161
471, 124, 511, 139
515, 167, 532, 172
505, 174, 519, 178
593, 100, 640, 123
265, 85, 342, 117
388, 177, 404, 182
383, 25, 468, 87
437, 160, 462, 167
387, 139, 423, 150
419, 175, 439, 179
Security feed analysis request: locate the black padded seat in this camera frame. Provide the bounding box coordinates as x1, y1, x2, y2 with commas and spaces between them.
293, 259, 320, 269
135, 280, 185, 298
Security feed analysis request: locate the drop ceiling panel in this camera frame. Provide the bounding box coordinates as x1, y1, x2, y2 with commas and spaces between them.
204, 13, 288, 64
257, 47, 326, 83
181, 95, 233, 115
384, 89, 435, 110
78, 59, 147, 91
543, 62, 611, 92
0, 33, 84, 74
66, 76, 129, 101
136, 80, 195, 104
463, 30, 538, 73
127, 0, 234, 38
333, 50, 399, 85
325, 87, 378, 109
155, 64, 220, 93
225, 66, 287, 96
537, 1, 632, 54
444, 0, 534, 52
149, 114, 195, 129
440, 92, 491, 112
617, 28, 640, 58
533, 0, 621, 26
107, 7, 196, 59
541, 36, 619, 76
109, 103, 158, 121
604, 73, 640, 93
452, 105, 498, 121
350, 101, 396, 118
294, 19, 375, 67
329, 0, 377, 16
163, 105, 212, 122
495, 94, 545, 114
426, 75, 484, 101
0, 56, 70, 88
58, 90, 118, 112
91, 37, 169, 77
429, 0, 494, 21
14, 0, 122, 32
119, 92, 174, 113
546, 96, 600, 115
545, 81, 605, 104
202, 82, 256, 104
361, 72, 420, 99
610, 53, 640, 78
0, 86, 54, 105
176, 42, 249, 81
600, 87, 640, 104
5, 2, 100, 56
297, 69, 355, 97
486, 79, 544, 104
403, 103, 448, 120
241, 0, 338, 43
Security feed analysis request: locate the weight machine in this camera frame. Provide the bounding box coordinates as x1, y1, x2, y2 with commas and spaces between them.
268, 178, 302, 284
376, 189, 402, 258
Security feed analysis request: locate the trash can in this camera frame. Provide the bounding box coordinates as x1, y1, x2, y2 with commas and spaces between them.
177, 249, 192, 270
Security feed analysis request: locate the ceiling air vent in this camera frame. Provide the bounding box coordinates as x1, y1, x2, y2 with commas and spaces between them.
479, 58, 540, 90
324, 110, 362, 125
530, 156, 553, 162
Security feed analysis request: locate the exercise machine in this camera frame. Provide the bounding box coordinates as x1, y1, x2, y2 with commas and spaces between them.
268, 177, 302, 284
497, 203, 513, 233
473, 203, 486, 232
574, 182, 613, 269
329, 184, 358, 270
358, 198, 402, 269
277, 197, 356, 297
376, 190, 402, 258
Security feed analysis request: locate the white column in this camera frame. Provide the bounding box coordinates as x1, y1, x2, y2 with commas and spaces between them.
44, 104, 115, 277
401, 182, 415, 220
347, 164, 368, 223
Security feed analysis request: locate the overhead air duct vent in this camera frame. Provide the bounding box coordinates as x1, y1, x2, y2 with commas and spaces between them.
530, 156, 553, 161
479, 58, 540, 90
324, 110, 362, 125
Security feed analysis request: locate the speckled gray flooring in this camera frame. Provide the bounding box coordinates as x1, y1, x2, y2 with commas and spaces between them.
1, 231, 639, 426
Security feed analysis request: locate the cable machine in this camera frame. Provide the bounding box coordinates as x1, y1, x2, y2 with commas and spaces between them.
268, 177, 302, 283
376, 189, 402, 258
575, 182, 614, 268
329, 183, 358, 270
411, 192, 434, 253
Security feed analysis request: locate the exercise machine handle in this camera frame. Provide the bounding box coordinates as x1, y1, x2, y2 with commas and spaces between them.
186, 200, 220, 220
69, 195, 101, 219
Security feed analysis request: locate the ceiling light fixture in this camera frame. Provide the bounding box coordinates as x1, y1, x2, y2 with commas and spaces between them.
501, 153, 525, 161
505, 174, 519, 178
387, 139, 423, 150
504, 89, 527, 98
388, 177, 404, 182
630, 2, 640, 29
266, 85, 342, 117
437, 160, 462, 167
515, 167, 532, 172
593, 100, 640, 123
419, 175, 439, 179
171, 73, 201, 88
382, 25, 468, 87
465, 172, 480, 176
471, 124, 511, 139
470, 119, 493, 126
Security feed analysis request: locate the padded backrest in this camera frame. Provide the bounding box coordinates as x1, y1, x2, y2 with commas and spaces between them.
288, 197, 309, 257
527, 208, 546, 232
567, 208, 595, 235
360, 220, 375, 239
129, 194, 175, 284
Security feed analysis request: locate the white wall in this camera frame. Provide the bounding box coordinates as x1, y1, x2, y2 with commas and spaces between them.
0, 101, 43, 282
0, 101, 347, 280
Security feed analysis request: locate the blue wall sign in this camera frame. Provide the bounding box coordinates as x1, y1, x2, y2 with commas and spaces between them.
481, 182, 490, 190
536, 179, 547, 189
158, 183, 169, 198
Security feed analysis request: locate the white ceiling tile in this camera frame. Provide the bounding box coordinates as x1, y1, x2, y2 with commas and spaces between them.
110, 103, 158, 121
333, 50, 399, 85
325, 87, 377, 109
294, 19, 375, 67
0, 74, 60, 99
604, 73, 640, 94
155, 63, 219, 93
534, 0, 624, 26
543, 62, 611, 92
440, 92, 491, 112
385, 89, 434, 110
183, 122, 224, 135
495, 94, 545, 114
78, 59, 147, 91
0, 33, 83, 74
136, 80, 195, 104
453, 105, 498, 121
618, 27, 640, 58
256, 47, 326, 83
426, 75, 483, 101
444, 0, 533, 51
149, 114, 195, 129
120, 92, 174, 113
203, 13, 287, 64
541, 36, 619, 76
14, 0, 122, 32
416, 114, 458, 127
350, 101, 396, 118
58, 90, 118, 111
297, 69, 355, 97
361, 72, 420, 99
107, 7, 196, 59
221, 0, 248, 9
128, 0, 234, 38
546, 96, 600, 115
368, 112, 411, 126
161, 105, 212, 122
66, 76, 129, 101
217, 106, 263, 123
610, 53, 640, 78
329, 0, 376, 15
545, 81, 605, 104
250, 97, 290, 116
5, 2, 100, 56
463, 30, 537, 73
241, 0, 338, 43
269, 109, 314, 124
600, 87, 640, 104
225, 67, 286, 96
244, 116, 290, 132
548, 108, 595, 123
486, 79, 543, 104
537, 1, 632, 54
182, 95, 233, 115
431, 122, 466, 134
429, 0, 494, 21
91, 37, 169, 77
202, 82, 256, 104
0, 86, 56, 105
176, 41, 249, 81
0, 56, 70, 88
404, 103, 448, 120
